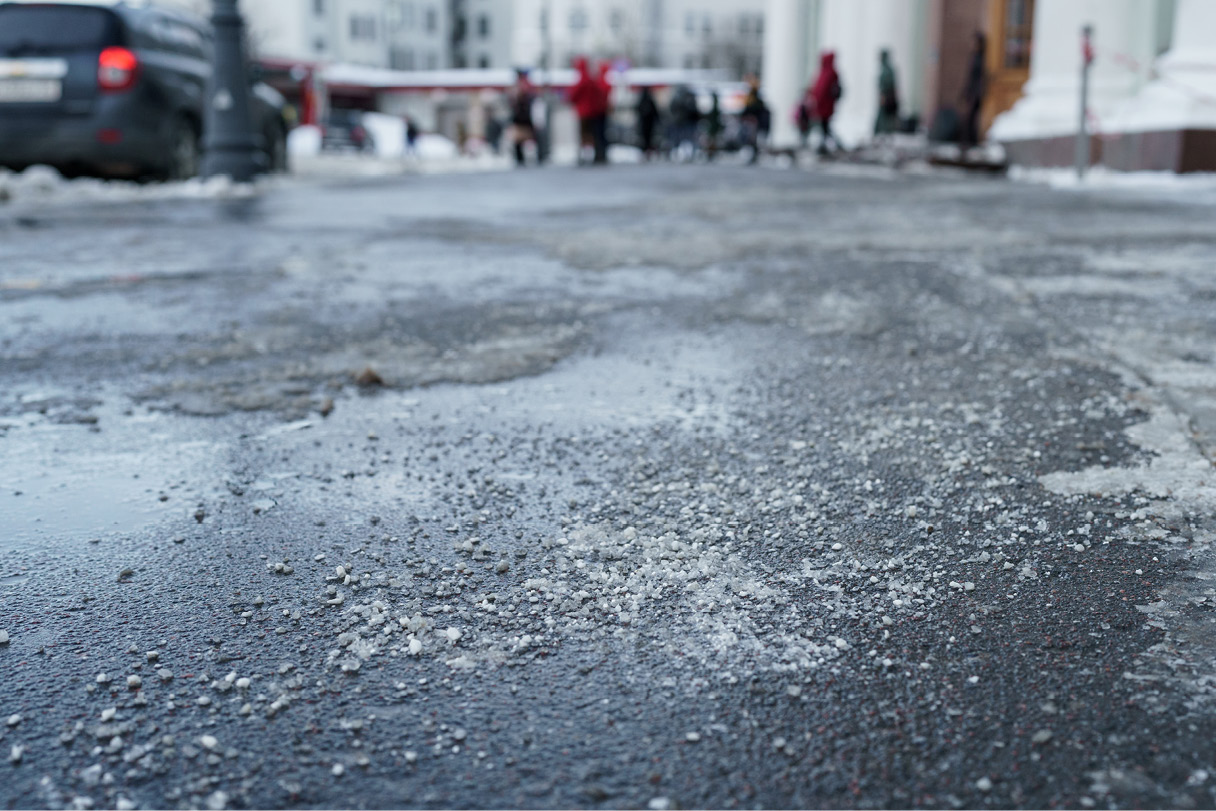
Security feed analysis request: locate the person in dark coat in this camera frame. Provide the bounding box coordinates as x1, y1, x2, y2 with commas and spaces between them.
591, 62, 612, 164
795, 90, 813, 148
960, 32, 986, 150
741, 78, 770, 164
636, 86, 660, 159
811, 50, 842, 155
874, 49, 900, 137
668, 85, 700, 161
705, 91, 723, 160
509, 70, 536, 166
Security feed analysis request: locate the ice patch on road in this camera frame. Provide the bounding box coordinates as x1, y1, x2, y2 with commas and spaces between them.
320, 520, 852, 678
1018, 274, 1184, 299
1040, 406, 1216, 516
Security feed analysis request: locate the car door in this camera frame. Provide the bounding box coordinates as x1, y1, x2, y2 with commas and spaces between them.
127, 11, 209, 137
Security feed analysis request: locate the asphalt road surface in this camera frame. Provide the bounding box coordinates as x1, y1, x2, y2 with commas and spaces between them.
3, 163, 1216, 810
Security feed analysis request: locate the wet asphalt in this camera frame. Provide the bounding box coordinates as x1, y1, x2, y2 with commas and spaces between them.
2, 162, 1216, 810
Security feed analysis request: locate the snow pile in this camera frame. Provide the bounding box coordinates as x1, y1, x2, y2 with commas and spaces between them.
1010, 165, 1216, 198
0, 165, 262, 206
360, 112, 405, 159
286, 124, 321, 157
413, 133, 458, 161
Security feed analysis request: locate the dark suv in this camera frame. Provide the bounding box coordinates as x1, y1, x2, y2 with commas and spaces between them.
0, 1, 289, 180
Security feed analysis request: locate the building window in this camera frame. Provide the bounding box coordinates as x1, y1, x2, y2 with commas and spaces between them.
478, 54, 489, 68
738, 15, 749, 35
403, 1, 414, 28
425, 6, 437, 33
312, 0, 323, 15
1002, 0, 1034, 69
754, 14, 763, 36
609, 9, 623, 33
426, 51, 438, 69
349, 15, 376, 40
569, 7, 587, 32
477, 14, 489, 38
685, 11, 695, 36
683, 54, 694, 69
313, 36, 326, 52
387, 0, 404, 30
702, 14, 711, 37
391, 47, 415, 69
539, 7, 548, 32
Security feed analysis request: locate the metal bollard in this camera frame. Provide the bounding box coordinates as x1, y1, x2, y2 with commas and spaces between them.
201, 0, 261, 182
1075, 24, 1093, 180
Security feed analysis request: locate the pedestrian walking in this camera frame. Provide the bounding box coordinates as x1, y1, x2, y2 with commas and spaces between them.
811, 50, 843, 156
636, 86, 660, 160
705, 91, 724, 161
741, 77, 770, 164
669, 85, 700, 161
485, 114, 503, 155
510, 69, 537, 166
592, 62, 612, 165
874, 49, 900, 138
795, 90, 813, 149
569, 57, 608, 165
960, 32, 986, 152
402, 115, 419, 158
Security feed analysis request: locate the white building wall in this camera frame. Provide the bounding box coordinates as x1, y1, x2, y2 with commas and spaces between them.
990, 0, 1159, 142
1105, 0, 1216, 133
817, 0, 923, 147
465, 0, 515, 68
762, 0, 811, 148
337, 0, 387, 65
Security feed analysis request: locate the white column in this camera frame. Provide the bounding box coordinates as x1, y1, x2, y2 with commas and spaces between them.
817, 0, 919, 147
990, 0, 1157, 143
762, 0, 811, 149
1107, 0, 1216, 132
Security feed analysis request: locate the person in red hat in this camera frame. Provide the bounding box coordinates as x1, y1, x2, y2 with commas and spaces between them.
811, 50, 843, 156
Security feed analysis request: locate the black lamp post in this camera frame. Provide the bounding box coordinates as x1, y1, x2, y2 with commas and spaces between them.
201, 0, 261, 182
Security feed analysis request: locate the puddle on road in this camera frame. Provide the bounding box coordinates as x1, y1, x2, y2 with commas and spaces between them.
0, 404, 220, 552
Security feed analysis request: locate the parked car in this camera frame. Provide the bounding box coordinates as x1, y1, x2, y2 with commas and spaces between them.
0, 0, 290, 180
321, 109, 375, 154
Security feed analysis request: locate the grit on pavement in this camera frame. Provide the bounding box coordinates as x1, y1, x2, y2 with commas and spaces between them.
2, 162, 1216, 810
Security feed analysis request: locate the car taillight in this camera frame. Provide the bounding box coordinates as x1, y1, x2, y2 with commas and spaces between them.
98, 47, 139, 92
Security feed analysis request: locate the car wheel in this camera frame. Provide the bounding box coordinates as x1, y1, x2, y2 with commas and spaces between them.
166, 117, 200, 181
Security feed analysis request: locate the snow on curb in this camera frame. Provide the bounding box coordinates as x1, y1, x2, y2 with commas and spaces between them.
0, 165, 264, 206
1009, 165, 1216, 199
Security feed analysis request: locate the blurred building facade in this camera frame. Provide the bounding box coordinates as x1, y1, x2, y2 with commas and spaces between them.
763, 0, 1216, 171
217, 0, 763, 77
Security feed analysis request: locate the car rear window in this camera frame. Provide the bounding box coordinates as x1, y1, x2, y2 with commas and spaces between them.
0, 5, 122, 56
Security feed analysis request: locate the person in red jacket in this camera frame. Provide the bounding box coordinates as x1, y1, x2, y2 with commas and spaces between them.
811, 50, 843, 156
569, 57, 604, 165
590, 61, 612, 164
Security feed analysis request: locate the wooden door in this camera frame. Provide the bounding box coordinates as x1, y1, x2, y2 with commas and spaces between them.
982, 0, 1034, 134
